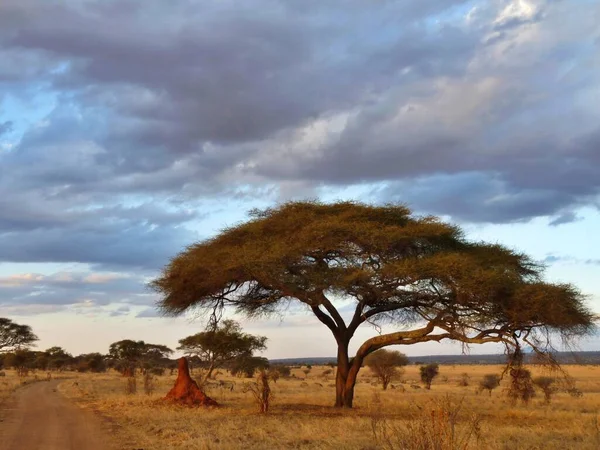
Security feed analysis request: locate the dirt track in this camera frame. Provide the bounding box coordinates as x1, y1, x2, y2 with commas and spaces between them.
0, 380, 111, 450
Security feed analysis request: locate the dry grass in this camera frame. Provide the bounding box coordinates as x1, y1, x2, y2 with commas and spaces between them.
55, 364, 600, 450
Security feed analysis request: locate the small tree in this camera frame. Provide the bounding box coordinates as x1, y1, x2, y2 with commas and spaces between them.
365, 349, 408, 390
0, 318, 38, 353
420, 364, 439, 390
479, 374, 500, 396
178, 320, 267, 382
533, 376, 557, 404
230, 356, 270, 378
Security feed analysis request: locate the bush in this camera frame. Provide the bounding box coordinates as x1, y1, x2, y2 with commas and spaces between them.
143, 373, 155, 395
507, 368, 535, 405
458, 373, 470, 387
242, 370, 272, 413
371, 396, 483, 450
125, 376, 137, 395
479, 374, 500, 396
420, 364, 439, 390
533, 376, 557, 404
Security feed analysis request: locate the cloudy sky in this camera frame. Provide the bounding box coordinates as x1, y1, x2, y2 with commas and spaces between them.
0, 0, 598, 359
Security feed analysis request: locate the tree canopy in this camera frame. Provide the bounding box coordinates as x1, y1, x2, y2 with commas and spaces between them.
0, 318, 38, 353
108, 340, 173, 375
151, 201, 596, 407
177, 319, 267, 381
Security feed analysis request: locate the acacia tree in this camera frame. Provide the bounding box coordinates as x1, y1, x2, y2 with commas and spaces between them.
365, 349, 408, 390
177, 319, 267, 382
151, 202, 595, 408
0, 318, 38, 352
108, 340, 173, 376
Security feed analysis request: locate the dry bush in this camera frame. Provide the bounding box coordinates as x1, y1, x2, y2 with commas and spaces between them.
506, 368, 535, 405
478, 374, 500, 396
458, 373, 470, 387
371, 396, 483, 450
125, 376, 137, 395
533, 376, 557, 404
242, 370, 272, 413
143, 373, 155, 395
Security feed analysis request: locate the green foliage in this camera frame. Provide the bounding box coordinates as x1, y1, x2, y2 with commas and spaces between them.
177, 319, 267, 381
365, 349, 409, 390
420, 363, 439, 389
0, 318, 38, 352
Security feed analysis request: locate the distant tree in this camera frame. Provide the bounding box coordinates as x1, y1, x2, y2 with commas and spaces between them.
76, 353, 107, 373
108, 340, 173, 376
533, 376, 557, 404
0, 318, 38, 353
274, 365, 291, 378
177, 320, 267, 382
230, 356, 270, 378
365, 349, 409, 390
420, 363, 439, 389
479, 374, 501, 396
4, 350, 36, 375
45, 347, 73, 371
151, 201, 595, 408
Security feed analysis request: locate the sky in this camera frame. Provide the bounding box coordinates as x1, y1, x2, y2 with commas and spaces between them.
0, 0, 599, 359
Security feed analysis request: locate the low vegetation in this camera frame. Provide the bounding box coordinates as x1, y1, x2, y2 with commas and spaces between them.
52, 364, 600, 450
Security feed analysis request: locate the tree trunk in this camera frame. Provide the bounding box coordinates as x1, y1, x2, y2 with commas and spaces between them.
202, 361, 216, 383
334, 343, 359, 408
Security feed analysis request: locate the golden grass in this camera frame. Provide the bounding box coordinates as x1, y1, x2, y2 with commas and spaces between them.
56, 364, 600, 450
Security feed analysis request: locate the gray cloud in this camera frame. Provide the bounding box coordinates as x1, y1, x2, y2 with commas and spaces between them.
0, 0, 597, 297
136, 308, 160, 318
0, 270, 157, 315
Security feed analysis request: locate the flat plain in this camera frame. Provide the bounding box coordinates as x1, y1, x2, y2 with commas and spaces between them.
2, 364, 592, 449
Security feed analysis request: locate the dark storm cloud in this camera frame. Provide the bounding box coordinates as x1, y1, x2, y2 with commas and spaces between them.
0, 0, 598, 278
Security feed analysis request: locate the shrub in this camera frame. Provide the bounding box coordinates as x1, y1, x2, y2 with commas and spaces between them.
125, 376, 137, 395
533, 376, 557, 404
242, 370, 272, 413
479, 374, 500, 396
371, 396, 483, 450
143, 373, 155, 395
507, 368, 535, 405
420, 364, 439, 390
458, 373, 470, 387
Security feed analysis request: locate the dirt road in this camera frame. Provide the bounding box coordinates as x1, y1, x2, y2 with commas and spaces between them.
0, 380, 112, 450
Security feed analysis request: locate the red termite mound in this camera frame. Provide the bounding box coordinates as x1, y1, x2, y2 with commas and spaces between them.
164, 357, 219, 407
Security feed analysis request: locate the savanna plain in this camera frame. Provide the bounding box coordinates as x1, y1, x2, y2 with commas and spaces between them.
4, 364, 599, 450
